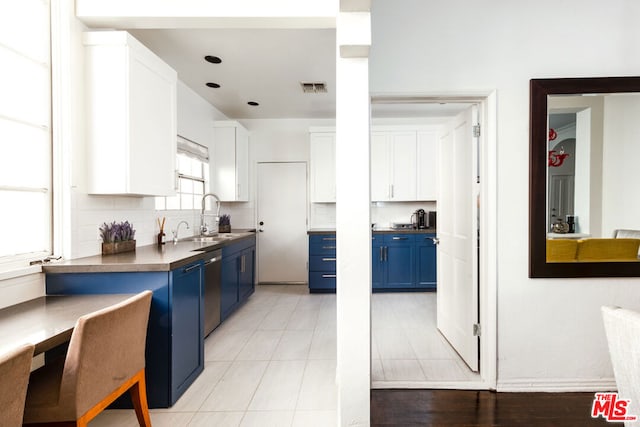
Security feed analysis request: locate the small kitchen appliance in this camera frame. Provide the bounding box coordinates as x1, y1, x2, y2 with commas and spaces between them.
427, 211, 436, 229
412, 209, 427, 229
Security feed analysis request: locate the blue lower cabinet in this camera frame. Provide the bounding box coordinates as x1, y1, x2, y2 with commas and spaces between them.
371, 235, 384, 289
384, 235, 415, 288
309, 234, 336, 293
45, 261, 205, 408
221, 236, 256, 320
416, 234, 437, 290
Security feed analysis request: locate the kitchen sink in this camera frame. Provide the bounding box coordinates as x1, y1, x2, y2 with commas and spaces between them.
190, 236, 221, 243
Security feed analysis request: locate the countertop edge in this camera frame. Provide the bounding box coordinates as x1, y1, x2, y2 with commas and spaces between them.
43, 232, 256, 274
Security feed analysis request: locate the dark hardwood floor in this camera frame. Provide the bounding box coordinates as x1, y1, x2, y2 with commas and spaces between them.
371, 390, 609, 426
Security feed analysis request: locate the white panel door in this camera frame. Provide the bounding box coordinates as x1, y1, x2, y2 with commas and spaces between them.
437, 105, 480, 372
257, 162, 308, 283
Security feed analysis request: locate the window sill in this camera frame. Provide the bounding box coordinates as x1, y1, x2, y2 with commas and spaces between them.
0, 265, 43, 282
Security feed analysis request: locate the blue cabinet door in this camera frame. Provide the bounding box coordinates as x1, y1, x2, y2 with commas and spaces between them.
239, 247, 255, 300
221, 254, 239, 320
384, 235, 415, 288
416, 234, 437, 289
371, 235, 384, 289
170, 261, 204, 400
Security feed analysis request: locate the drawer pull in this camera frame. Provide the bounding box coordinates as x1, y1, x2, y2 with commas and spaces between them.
183, 264, 200, 273
322, 237, 336, 241
322, 274, 337, 278
392, 236, 408, 240
322, 258, 336, 262
322, 246, 336, 250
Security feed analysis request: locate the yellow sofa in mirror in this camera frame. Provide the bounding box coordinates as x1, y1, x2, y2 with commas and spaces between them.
547, 238, 640, 262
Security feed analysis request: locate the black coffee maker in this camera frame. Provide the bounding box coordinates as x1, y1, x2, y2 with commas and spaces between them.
412, 209, 427, 229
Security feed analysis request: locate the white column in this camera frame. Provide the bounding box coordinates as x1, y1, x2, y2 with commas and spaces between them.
336, 10, 371, 427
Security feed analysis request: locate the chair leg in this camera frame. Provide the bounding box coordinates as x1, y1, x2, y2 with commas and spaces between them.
130, 369, 152, 427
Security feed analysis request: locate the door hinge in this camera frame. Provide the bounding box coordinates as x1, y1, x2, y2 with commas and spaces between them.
473, 323, 481, 337
472, 124, 481, 138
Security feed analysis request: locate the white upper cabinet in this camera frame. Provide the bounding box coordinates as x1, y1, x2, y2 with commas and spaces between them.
309, 131, 336, 202
212, 121, 249, 202
371, 130, 417, 201
84, 31, 177, 196
417, 130, 439, 201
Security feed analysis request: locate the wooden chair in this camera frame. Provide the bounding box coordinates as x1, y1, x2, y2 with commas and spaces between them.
0, 344, 34, 427
601, 306, 640, 426
22, 291, 153, 427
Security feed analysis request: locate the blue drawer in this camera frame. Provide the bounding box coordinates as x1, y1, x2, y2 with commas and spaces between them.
309, 234, 337, 256
309, 255, 336, 272
309, 271, 337, 290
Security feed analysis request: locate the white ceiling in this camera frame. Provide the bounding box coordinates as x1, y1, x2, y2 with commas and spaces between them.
129, 28, 470, 121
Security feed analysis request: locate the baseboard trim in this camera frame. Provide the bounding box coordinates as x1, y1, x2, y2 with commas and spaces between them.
497, 378, 617, 392
372, 379, 490, 390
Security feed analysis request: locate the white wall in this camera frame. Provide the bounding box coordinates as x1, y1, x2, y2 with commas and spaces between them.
370, 0, 640, 390
219, 118, 334, 229
602, 94, 640, 236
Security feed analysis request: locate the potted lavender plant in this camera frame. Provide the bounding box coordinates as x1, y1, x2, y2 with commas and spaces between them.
99, 221, 136, 255
219, 214, 231, 233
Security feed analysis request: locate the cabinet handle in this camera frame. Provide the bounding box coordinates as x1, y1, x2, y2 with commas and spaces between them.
384, 246, 388, 261
183, 263, 200, 273
322, 245, 336, 249
322, 274, 337, 278
322, 237, 336, 241
322, 258, 336, 262
379, 246, 384, 262
392, 236, 408, 240
241, 255, 246, 273
390, 184, 394, 198
175, 170, 179, 190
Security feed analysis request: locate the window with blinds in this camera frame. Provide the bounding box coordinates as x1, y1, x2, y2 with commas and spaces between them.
0, 0, 52, 264
156, 136, 210, 211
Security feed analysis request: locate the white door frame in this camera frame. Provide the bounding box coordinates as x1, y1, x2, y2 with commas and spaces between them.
255, 161, 309, 284
370, 92, 498, 390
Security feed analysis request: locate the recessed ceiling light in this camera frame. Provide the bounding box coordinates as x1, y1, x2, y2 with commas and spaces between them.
206, 82, 220, 88
204, 55, 222, 64
247, 101, 259, 106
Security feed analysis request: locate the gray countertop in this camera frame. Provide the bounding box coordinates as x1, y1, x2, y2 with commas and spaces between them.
43, 231, 256, 274
307, 228, 436, 235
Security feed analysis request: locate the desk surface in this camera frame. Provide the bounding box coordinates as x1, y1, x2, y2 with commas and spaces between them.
0, 294, 134, 357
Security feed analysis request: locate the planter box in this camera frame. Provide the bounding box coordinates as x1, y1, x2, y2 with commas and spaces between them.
219, 225, 231, 233
102, 240, 136, 255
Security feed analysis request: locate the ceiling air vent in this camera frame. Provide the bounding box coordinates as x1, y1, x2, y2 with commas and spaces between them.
300, 82, 328, 94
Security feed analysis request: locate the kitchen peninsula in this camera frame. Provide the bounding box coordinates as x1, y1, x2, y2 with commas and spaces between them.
42, 232, 256, 408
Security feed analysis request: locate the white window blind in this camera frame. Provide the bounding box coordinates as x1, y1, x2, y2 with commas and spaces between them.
156, 136, 209, 211
0, 0, 52, 263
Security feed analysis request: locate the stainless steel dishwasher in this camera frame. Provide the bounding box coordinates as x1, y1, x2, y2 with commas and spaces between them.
203, 249, 222, 337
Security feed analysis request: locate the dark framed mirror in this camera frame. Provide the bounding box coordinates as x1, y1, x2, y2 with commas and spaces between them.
529, 76, 640, 278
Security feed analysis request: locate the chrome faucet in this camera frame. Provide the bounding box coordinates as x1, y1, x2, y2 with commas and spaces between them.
200, 193, 221, 236
172, 221, 189, 244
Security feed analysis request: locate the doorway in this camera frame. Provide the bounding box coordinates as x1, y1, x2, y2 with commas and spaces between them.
256, 162, 308, 284
369, 95, 497, 390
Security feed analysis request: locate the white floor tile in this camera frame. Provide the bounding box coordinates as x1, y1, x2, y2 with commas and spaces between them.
308, 328, 336, 360
380, 359, 426, 381
292, 410, 337, 427
155, 361, 230, 412
259, 305, 295, 330
374, 328, 417, 360
89, 409, 138, 427
240, 411, 295, 427
285, 308, 320, 330
205, 328, 254, 361
200, 361, 268, 411
148, 412, 196, 426
249, 360, 306, 411
296, 359, 337, 411
188, 411, 244, 427
272, 330, 313, 360
419, 359, 471, 381
236, 330, 284, 360
371, 358, 384, 381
